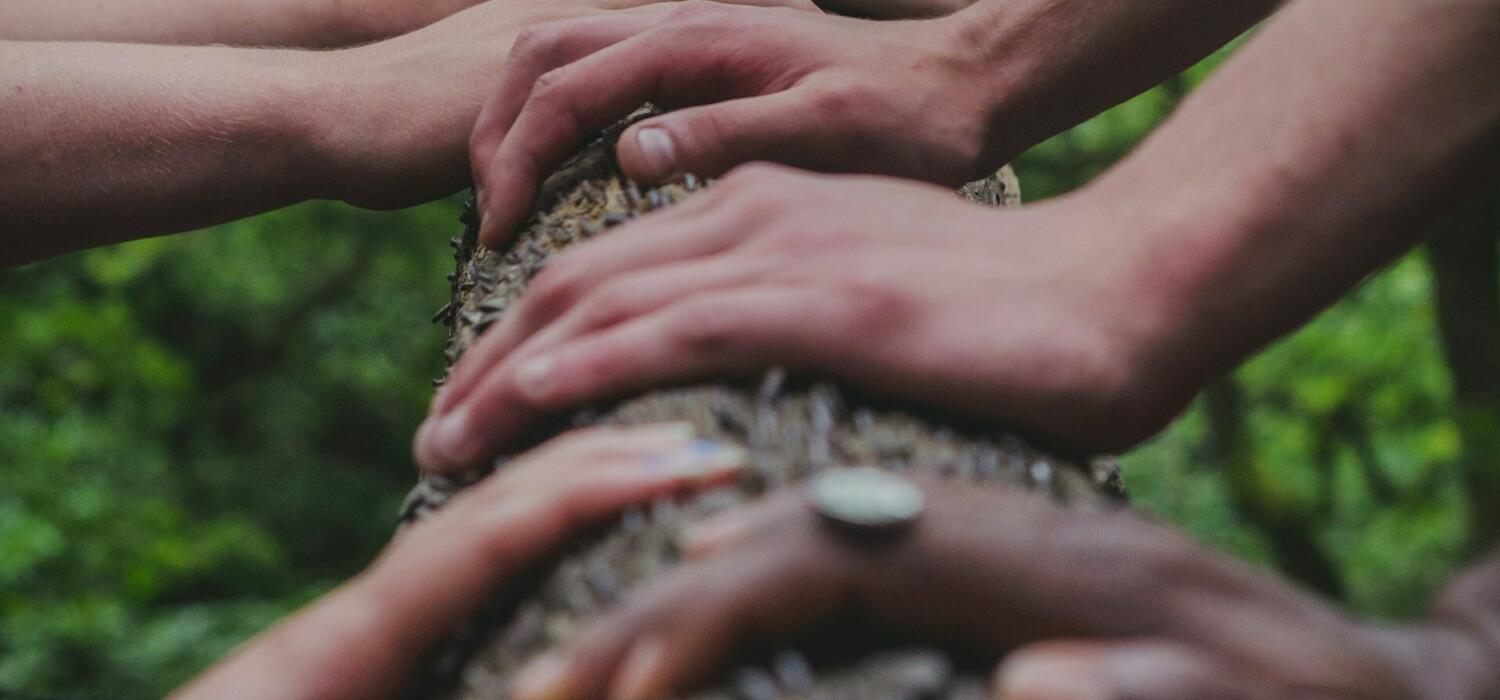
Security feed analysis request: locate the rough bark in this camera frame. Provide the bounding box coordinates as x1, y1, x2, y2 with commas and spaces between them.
399, 115, 1123, 699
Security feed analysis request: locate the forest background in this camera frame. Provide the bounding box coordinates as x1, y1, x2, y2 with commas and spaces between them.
3, 39, 1496, 698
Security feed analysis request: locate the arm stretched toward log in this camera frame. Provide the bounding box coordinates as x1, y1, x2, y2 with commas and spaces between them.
0, 0, 809, 268
171, 424, 746, 700
515, 482, 1500, 700
420, 0, 1500, 471
0, 0, 482, 48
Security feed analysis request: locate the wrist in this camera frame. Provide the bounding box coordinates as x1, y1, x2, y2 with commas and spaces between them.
298, 42, 471, 209
929, 6, 1047, 169
1071, 142, 1297, 406
286, 50, 369, 204
215, 49, 336, 210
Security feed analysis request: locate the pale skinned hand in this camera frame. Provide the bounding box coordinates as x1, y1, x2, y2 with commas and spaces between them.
505, 479, 1488, 700
172, 423, 746, 700
416, 165, 1191, 473
467, 0, 1004, 246
316, 0, 816, 211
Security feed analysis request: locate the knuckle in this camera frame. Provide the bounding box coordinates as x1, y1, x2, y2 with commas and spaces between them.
530, 67, 573, 104
833, 276, 910, 337
579, 279, 643, 328
758, 220, 851, 255
806, 79, 875, 122
666, 300, 742, 356
528, 256, 589, 310
509, 25, 562, 61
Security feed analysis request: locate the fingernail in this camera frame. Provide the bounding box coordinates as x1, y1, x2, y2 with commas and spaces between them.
428, 406, 472, 469
646, 439, 747, 482
517, 356, 555, 401
635, 127, 677, 181
413, 417, 437, 469
610, 638, 668, 700
998, 655, 1112, 700
474, 185, 494, 247
512, 653, 571, 700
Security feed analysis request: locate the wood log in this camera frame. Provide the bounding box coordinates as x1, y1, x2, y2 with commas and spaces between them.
399, 114, 1124, 699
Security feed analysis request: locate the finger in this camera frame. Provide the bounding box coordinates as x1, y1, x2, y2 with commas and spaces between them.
419, 285, 854, 472
497, 254, 783, 380
619, 77, 932, 186
374, 426, 745, 634
511, 503, 846, 700
470, 11, 667, 231
995, 639, 1281, 700
677, 490, 805, 558
180, 425, 745, 700
615, 91, 823, 183
478, 11, 787, 246
429, 202, 748, 417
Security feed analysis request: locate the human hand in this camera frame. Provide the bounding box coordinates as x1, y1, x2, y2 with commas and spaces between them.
417, 165, 1191, 472
172, 423, 745, 700
467, 1, 1008, 246
505, 478, 1475, 700
308, 0, 812, 211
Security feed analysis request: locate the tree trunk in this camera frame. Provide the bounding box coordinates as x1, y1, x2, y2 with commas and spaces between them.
1426, 184, 1500, 552
400, 115, 1123, 699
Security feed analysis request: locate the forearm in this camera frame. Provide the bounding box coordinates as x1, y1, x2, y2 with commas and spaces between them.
948, 0, 1281, 166
1074, 0, 1500, 396
0, 41, 333, 265
0, 0, 474, 48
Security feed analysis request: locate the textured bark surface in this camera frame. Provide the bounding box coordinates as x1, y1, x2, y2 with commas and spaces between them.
400, 116, 1123, 699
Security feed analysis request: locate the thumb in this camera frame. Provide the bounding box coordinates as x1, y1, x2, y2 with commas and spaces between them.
993, 639, 1282, 700
617, 92, 820, 183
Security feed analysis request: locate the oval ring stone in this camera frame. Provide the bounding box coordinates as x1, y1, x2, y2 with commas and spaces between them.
809, 467, 924, 534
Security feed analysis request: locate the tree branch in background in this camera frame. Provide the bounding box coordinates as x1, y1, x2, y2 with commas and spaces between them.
1204, 375, 1346, 598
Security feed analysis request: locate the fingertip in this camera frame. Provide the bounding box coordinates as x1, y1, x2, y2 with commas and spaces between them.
516, 355, 558, 402
477, 208, 508, 250
478, 166, 528, 250
415, 406, 488, 475
412, 417, 436, 467
619, 122, 679, 184
512, 652, 573, 700
995, 647, 1110, 700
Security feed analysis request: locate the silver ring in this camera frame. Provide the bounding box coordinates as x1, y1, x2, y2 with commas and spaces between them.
809, 467, 924, 536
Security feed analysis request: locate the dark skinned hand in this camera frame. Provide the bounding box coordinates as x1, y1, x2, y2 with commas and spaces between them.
505, 479, 1500, 700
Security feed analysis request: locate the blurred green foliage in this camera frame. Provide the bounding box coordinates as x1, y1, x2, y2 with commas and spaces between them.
2, 201, 458, 696
1, 41, 1492, 699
